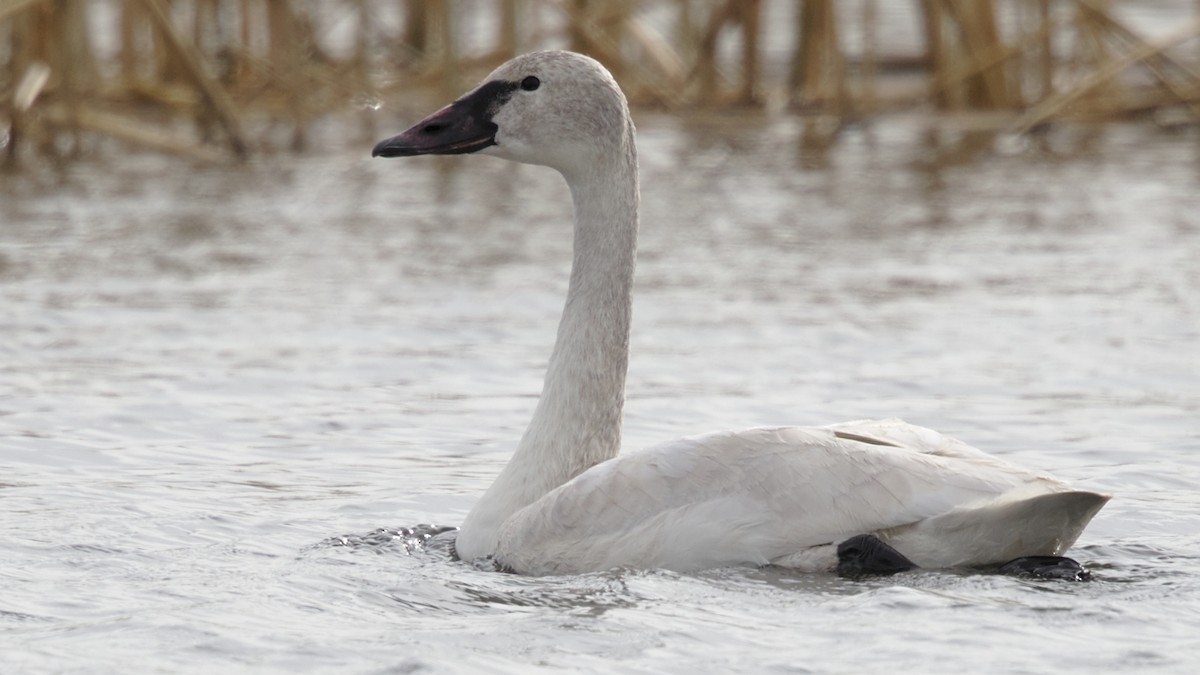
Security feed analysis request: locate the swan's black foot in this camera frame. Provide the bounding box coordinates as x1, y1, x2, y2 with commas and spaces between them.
837, 534, 919, 578
997, 556, 1092, 581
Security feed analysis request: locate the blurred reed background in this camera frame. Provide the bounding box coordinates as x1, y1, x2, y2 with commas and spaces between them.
2, 0, 1200, 165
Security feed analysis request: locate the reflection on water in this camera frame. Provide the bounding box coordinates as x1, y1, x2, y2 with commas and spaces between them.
2, 114, 1199, 673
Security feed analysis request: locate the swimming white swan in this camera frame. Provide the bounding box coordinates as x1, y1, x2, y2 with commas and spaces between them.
372, 50, 1108, 577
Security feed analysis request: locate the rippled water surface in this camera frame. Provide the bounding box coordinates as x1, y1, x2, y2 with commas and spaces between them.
3, 115, 1199, 673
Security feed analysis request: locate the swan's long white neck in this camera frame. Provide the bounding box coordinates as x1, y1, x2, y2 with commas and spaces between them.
455, 134, 639, 560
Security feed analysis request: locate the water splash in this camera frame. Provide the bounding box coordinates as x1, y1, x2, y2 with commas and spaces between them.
319, 524, 458, 556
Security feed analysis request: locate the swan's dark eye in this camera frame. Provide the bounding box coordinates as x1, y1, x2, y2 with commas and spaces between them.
520, 76, 541, 92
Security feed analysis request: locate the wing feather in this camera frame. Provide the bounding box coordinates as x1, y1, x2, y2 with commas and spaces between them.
495, 420, 1080, 575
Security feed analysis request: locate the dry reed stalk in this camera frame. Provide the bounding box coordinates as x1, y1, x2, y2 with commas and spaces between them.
15, 3, 52, 83
675, 0, 695, 59
1079, 0, 1200, 83
192, 0, 227, 66
5, 0, 1200, 167
439, 0, 460, 97
927, 16, 1056, 107
230, 0, 252, 86
2, 3, 33, 165
553, 0, 688, 106
1072, 0, 1119, 106
4, 61, 50, 167
12, 60, 50, 111
789, 0, 844, 111
690, 1, 737, 104
139, 0, 248, 157
624, 17, 687, 95
265, 0, 308, 149
0, 0, 46, 23
1074, 0, 1200, 122
43, 103, 226, 162
1075, 87, 1188, 119
860, 0, 878, 116
567, 0, 588, 54
935, 0, 1016, 108
351, 0, 371, 91
404, 0, 428, 61
919, 0, 950, 108
560, 0, 634, 83
149, 0, 180, 83
1038, 0, 1054, 101
1011, 18, 1200, 133
962, 0, 1015, 106
734, 0, 761, 105
118, 0, 141, 81
497, 0, 520, 58
54, 0, 93, 155
2, 0, 90, 160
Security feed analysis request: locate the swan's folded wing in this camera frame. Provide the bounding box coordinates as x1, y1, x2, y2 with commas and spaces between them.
825, 417, 1037, 466
494, 422, 1064, 575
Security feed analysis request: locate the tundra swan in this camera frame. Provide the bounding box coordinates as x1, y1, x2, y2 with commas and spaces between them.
372, 50, 1108, 577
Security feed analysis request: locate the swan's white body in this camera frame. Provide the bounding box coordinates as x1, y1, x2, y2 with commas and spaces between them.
494, 421, 1105, 575
373, 50, 1108, 576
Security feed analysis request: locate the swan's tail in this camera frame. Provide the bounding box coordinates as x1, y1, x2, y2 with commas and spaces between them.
877, 487, 1110, 569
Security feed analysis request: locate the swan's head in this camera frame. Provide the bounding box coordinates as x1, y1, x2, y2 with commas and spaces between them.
372, 51, 632, 177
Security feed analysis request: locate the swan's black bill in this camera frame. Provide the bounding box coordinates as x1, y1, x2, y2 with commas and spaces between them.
372, 104, 497, 157
372, 80, 518, 158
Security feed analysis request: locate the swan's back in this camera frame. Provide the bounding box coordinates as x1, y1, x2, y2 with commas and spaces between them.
495, 420, 1108, 576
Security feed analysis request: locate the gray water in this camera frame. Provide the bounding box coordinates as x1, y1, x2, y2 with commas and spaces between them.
2, 114, 1199, 673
